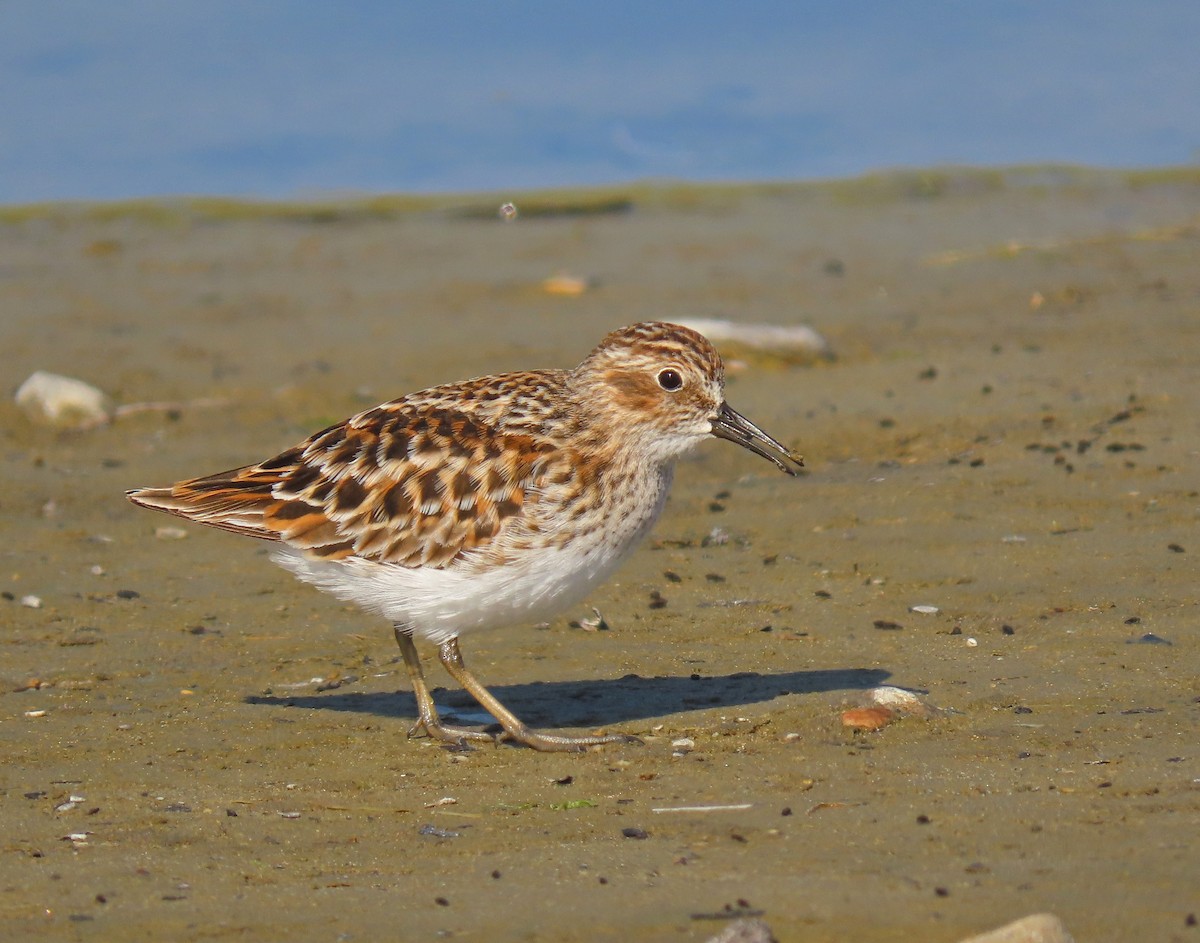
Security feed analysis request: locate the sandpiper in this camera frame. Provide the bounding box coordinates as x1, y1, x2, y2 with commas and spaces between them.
128, 322, 803, 751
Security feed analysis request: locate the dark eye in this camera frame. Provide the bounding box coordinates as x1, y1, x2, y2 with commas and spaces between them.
657, 368, 684, 392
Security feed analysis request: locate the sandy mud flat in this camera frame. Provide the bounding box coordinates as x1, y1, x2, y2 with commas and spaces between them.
1, 168, 1198, 941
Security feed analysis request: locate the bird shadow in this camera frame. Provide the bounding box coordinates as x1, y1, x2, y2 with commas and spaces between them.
244, 666, 891, 730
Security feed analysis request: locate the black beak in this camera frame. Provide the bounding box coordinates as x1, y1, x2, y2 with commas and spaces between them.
710, 402, 804, 476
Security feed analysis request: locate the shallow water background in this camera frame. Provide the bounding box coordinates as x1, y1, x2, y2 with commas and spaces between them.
6, 4, 1200, 201
2, 169, 1198, 941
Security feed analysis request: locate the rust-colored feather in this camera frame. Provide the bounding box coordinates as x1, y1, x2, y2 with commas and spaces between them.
127, 381, 571, 568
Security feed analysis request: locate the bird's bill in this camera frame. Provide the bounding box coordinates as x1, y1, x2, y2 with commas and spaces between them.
710, 402, 804, 476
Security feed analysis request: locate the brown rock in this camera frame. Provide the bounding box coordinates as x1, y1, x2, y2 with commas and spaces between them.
841, 707, 896, 731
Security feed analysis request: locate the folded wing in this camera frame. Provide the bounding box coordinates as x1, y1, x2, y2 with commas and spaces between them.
127, 402, 559, 568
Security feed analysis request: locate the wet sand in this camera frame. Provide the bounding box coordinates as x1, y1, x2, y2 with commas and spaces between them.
2, 168, 1198, 941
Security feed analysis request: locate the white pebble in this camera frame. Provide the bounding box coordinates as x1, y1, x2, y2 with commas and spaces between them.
910, 605, 940, 614
15, 371, 112, 429
867, 686, 924, 710
671, 737, 696, 755
20, 595, 43, 609
956, 912, 1074, 943
155, 526, 189, 540
680, 318, 834, 361
966, 637, 979, 647
24, 710, 48, 718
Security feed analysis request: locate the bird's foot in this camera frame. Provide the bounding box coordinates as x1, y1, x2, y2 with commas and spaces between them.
496, 727, 643, 753
407, 717, 498, 747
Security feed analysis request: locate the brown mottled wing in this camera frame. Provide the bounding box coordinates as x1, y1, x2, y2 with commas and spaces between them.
127, 402, 559, 568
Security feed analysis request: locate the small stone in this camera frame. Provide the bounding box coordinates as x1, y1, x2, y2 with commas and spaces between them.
15, 371, 113, 429
1126, 633, 1172, 646
866, 686, 933, 716
20, 595, 43, 609
671, 737, 696, 755
955, 912, 1074, 943
841, 707, 896, 731
418, 824, 460, 838
702, 917, 778, 943
910, 604, 940, 614
541, 273, 589, 296
679, 318, 833, 364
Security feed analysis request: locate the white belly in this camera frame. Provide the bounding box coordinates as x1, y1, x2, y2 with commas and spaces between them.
270, 465, 672, 644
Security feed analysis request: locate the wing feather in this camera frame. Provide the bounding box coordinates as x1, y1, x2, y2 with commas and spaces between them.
127, 382, 568, 569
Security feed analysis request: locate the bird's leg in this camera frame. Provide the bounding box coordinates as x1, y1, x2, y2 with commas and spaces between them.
393, 626, 495, 745
436, 637, 641, 753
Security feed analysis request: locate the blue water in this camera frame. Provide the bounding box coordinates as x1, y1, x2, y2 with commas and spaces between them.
4, 1, 1198, 202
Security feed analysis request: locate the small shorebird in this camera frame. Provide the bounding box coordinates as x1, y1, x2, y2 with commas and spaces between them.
128, 322, 803, 751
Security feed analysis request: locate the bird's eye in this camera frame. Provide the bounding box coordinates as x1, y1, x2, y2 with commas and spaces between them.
657, 368, 684, 392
